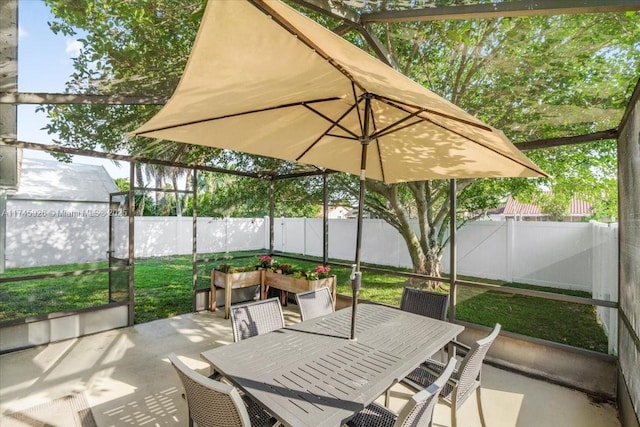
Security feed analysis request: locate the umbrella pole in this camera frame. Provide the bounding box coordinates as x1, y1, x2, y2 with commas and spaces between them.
351, 96, 372, 339
350, 171, 364, 340
351, 95, 374, 339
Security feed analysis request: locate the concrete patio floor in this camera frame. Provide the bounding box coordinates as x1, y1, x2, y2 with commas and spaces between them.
0, 307, 620, 427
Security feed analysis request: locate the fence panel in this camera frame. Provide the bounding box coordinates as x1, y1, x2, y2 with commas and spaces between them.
591, 222, 619, 354
303, 218, 324, 258
278, 217, 306, 255
224, 218, 265, 252
327, 219, 357, 262
196, 218, 228, 254
442, 221, 509, 281
512, 222, 592, 291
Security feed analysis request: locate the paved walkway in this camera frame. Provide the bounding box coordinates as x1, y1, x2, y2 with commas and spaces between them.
0, 309, 619, 426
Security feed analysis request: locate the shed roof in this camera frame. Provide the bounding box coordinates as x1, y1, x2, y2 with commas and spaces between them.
8, 158, 119, 203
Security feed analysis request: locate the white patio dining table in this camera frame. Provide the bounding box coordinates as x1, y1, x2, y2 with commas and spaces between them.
201, 303, 464, 427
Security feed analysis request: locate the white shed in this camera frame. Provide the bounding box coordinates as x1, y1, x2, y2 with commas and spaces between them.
5, 158, 120, 268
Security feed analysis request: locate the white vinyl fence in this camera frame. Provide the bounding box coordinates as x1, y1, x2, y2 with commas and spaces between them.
111, 217, 267, 258
8, 215, 617, 295
7, 214, 618, 349
272, 217, 618, 352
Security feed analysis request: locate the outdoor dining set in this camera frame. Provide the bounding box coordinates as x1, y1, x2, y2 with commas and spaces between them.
168, 286, 501, 427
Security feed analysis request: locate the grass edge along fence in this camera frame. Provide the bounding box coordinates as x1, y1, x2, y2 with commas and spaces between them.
0, 253, 608, 353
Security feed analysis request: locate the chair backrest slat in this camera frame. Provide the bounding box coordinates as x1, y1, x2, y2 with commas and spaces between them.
230, 297, 285, 342
454, 324, 501, 402
169, 353, 250, 427
295, 287, 334, 321
396, 357, 457, 427
400, 287, 449, 321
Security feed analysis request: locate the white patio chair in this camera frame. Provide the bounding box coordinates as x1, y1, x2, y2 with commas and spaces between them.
346, 357, 457, 427
295, 287, 334, 321
400, 287, 449, 321
404, 324, 502, 427
168, 353, 277, 427
230, 297, 285, 342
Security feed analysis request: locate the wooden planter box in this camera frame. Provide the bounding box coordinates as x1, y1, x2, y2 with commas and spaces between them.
211, 269, 263, 319
262, 271, 336, 308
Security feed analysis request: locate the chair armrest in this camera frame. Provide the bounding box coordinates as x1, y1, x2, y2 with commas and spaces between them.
446, 340, 471, 357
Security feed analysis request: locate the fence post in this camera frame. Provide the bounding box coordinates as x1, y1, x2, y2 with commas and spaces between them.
303, 217, 307, 256
506, 217, 514, 282
281, 216, 286, 252
264, 216, 270, 251
224, 216, 230, 253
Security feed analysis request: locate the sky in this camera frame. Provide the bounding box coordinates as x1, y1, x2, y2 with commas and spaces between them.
17, 0, 130, 179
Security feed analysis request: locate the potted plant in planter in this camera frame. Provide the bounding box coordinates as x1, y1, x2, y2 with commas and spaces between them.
262, 264, 336, 308
257, 255, 274, 270
211, 262, 263, 319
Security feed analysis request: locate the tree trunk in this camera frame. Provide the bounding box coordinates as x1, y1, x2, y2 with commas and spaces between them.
404, 242, 444, 291
135, 164, 146, 216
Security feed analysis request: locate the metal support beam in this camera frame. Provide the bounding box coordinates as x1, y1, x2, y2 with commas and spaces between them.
322, 173, 329, 266
448, 179, 457, 323
354, 24, 396, 68
0, 92, 167, 105
0, 190, 5, 273
362, 0, 640, 23
192, 170, 198, 313
285, 0, 360, 24
0, 0, 18, 274
127, 161, 135, 326
517, 129, 618, 151
0, 139, 263, 179
269, 179, 275, 253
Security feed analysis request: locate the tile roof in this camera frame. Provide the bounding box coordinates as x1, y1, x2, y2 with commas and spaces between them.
502, 196, 593, 217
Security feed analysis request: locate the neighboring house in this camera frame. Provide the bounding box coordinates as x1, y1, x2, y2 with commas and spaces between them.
344, 208, 371, 219
488, 196, 593, 222
317, 205, 352, 219
5, 158, 120, 268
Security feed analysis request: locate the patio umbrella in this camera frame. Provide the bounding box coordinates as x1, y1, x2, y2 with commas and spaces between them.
130, 0, 546, 339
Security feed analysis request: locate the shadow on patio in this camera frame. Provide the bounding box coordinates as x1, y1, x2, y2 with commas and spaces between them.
0, 306, 619, 427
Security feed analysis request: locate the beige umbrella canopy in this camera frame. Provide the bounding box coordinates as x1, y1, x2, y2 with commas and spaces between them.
131, 0, 545, 182
131, 0, 546, 338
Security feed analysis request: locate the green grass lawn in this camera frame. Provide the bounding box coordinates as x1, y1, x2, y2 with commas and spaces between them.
0, 253, 608, 353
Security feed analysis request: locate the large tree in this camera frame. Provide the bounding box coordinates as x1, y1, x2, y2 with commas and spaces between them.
350, 12, 637, 276
40, 0, 639, 277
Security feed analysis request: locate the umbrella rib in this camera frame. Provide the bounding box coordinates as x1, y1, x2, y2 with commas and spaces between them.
369, 106, 427, 139
131, 97, 340, 136
354, 85, 365, 137
373, 118, 425, 140
376, 95, 492, 132
326, 133, 359, 140
303, 104, 360, 139
296, 102, 360, 162
365, 100, 387, 183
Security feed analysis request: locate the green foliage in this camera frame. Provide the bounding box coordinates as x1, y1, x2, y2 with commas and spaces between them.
385, 13, 634, 180
185, 171, 323, 218
114, 177, 129, 191
38, 2, 638, 273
